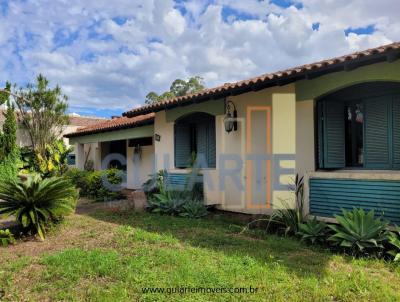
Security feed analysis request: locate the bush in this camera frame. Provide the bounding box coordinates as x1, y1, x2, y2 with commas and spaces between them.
20, 140, 71, 177
0, 229, 16, 246
65, 168, 124, 201
179, 199, 209, 218
0, 176, 78, 240
267, 175, 305, 236
297, 217, 329, 245
328, 208, 389, 256
145, 170, 208, 218
0, 149, 20, 182
387, 226, 400, 262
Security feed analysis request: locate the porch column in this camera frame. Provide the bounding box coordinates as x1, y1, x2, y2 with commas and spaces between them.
75, 143, 85, 170
94, 142, 102, 170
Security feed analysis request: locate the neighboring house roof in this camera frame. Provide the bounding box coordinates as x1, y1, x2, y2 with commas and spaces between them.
65, 113, 155, 138
68, 116, 107, 127
123, 41, 400, 118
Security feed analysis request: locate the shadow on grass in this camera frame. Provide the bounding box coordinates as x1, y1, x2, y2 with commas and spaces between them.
83, 207, 333, 279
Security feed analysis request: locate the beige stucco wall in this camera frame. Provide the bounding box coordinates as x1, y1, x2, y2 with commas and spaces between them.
127, 143, 155, 190
295, 100, 315, 176
154, 84, 297, 214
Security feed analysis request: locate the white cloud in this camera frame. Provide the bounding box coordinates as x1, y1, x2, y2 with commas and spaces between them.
0, 0, 399, 115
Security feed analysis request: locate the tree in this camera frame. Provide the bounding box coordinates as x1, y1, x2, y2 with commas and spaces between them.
0, 82, 19, 181
145, 76, 205, 105
5, 75, 69, 158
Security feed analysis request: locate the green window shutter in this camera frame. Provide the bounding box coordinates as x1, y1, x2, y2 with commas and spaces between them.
195, 122, 216, 168
393, 96, 400, 168
207, 121, 216, 168
364, 96, 391, 169
174, 123, 191, 168
196, 123, 208, 165
322, 100, 346, 168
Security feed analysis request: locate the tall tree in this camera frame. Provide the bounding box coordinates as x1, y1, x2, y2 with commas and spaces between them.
1, 75, 69, 158
0, 82, 19, 180
145, 76, 205, 105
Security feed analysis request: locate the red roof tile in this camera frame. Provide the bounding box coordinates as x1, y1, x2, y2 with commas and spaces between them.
124, 42, 400, 117
68, 116, 107, 127
65, 113, 155, 137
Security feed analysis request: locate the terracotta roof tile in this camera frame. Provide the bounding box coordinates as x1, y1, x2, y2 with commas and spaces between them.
68, 116, 107, 127
65, 113, 155, 138
124, 42, 400, 117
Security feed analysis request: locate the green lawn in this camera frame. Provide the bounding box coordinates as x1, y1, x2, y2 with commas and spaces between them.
1, 203, 400, 302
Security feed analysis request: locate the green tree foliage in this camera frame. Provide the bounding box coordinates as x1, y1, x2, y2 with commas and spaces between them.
145, 76, 205, 104
0, 82, 19, 181
13, 74, 69, 159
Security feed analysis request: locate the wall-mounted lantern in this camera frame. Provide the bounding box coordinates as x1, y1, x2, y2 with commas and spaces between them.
224, 100, 238, 133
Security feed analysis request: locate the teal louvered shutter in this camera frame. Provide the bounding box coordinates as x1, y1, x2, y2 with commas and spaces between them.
393, 96, 400, 168
322, 100, 346, 168
174, 123, 191, 168
196, 123, 208, 166
195, 122, 216, 168
207, 121, 216, 168
364, 96, 391, 169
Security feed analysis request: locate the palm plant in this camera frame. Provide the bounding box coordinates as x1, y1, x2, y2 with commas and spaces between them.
0, 176, 78, 240
328, 208, 389, 255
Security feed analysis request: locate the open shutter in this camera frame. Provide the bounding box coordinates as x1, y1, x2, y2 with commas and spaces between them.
207, 121, 216, 168
196, 123, 208, 167
364, 96, 391, 169
393, 96, 400, 168
174, 123, 191, 168
322, 100, 346, 168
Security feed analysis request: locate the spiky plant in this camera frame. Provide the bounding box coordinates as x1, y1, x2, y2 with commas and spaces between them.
0, 176, 78, 240
328, 208, 389, 255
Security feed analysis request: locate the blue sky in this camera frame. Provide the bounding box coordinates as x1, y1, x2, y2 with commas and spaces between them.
0, 0, 398, 118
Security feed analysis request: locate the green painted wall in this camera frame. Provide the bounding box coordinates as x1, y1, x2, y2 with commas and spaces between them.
296, 60, 400, 101
69, 125, 154, 144
165, 99, 225, 122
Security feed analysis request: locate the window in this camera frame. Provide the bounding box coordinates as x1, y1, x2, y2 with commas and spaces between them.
317, 82, 400, 170
174, 112, 216, 168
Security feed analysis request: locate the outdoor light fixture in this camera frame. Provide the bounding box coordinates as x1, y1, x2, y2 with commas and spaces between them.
224, 100, 238, 133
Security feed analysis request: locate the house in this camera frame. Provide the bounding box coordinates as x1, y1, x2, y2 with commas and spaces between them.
65, 42, 400, 223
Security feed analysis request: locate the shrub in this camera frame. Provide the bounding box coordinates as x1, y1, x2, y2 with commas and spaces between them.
268, 175, 305, 236
147, 190, 189, 215
179, 199, 208, 218
297, 217, 329, 245
0, 176, 78, 240
145, 170, 208, 218
328, 208, 389, 256
65, 168, 123, 201
20, 140, 71, 177
0, 229, 16, 246
387, 226, 400, 262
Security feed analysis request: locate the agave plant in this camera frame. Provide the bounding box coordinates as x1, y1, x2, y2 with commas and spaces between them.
387, 226, 400, 262
297, 217, 329, 244
0, 176, 78, 240
147, 190, 189, 215
179, 199, 208, 218
328, 208, 389, 255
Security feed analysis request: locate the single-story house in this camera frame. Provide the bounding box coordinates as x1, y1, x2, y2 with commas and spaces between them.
65, 42, 400, 223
